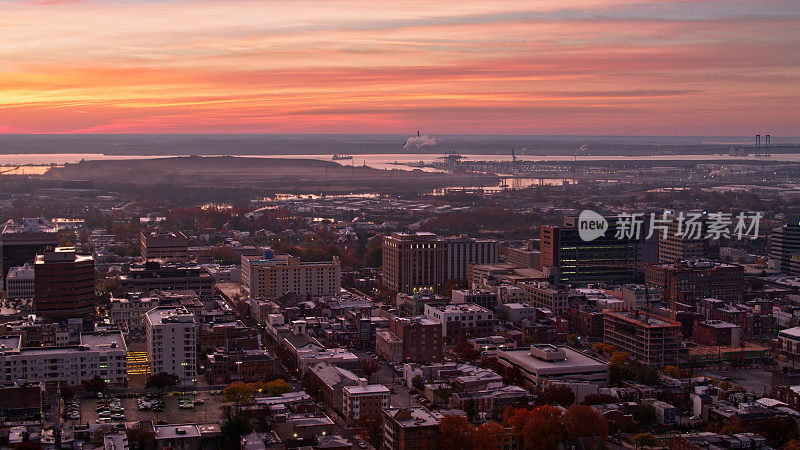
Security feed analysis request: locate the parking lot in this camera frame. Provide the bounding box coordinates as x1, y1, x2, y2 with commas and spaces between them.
76, 390, 227, 425
698, 368, 773, 396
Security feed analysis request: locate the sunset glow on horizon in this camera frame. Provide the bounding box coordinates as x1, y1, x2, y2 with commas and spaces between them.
1, 0, 799, 135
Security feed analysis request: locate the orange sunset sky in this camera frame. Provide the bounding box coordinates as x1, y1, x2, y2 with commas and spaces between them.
1, 0, 799, 135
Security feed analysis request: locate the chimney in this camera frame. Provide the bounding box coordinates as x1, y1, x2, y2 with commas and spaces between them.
756, 134, 761, 147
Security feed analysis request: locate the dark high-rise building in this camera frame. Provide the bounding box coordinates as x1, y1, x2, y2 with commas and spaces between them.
382, 232, 498, 294
140, 230, 189, 262
1, 218, 57, 282
769, 220, 800, 274
118, 261, 215, 300
34, 248, 95, 321
540, 215, 657, 285
382, 232, 446, 293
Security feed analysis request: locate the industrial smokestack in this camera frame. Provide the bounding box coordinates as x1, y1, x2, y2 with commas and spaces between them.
766, 134, 771, 146
756, 134, 761, 147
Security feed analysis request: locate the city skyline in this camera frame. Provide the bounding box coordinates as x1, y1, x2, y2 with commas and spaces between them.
1, 0, 799, 135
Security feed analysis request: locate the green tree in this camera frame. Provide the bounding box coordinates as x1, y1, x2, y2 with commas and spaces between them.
145, 372, 180, 395
631, 404, 656, 429
82, 375, 107, 394
221, 411, 253, 446
223, 382, 256, 404
633, 432, 658, 449
412, 374, 424, 392
263, 379, 291, 397
362, 245, 382, 268
357, 414, 384, 447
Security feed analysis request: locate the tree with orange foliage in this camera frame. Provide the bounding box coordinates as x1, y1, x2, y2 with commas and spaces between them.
472, 422, 506, 450
440, 415, 475, 450
522, 405, 565, 450
503, 407, 534, 436
564, 405, 608, 442
609, 351, 629, 367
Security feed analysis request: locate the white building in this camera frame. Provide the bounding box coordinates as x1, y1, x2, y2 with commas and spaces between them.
342, 382, 390, 421
0, 332, 127, 388
146, 306, 197, 386
241, 252, 340, 299
5, 264, 34, 299
499, 303, 538, 324
423, 303, 494, 343
498, 344, 608, 385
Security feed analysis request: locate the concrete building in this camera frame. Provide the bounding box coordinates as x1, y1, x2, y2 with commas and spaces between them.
383, 407, 440, 450
520, 281, 569, 315
693, 320, 742, 347
375, 330, 403, 364
778, 327, 800, 363
0, 332, 127, 388
382, 232, 498, 293
146, 306, 197, 386
109, 294, 159, 333
497, 344, 608, 385
644, 260, 744, 315
119, 261, 215, 300
770, 221, 800, 274
381, 316, 442, 363
382, 232, 446, 294
342, 382, 390, 421
498, 302, 538, 324
450, 289, 497, 309
603, 310, 681, 368
241, 252, 340, 299
444, 235, 499, 281
5, 263, 34, 300
659, 211, 714, 263
140, 230, 189, 262
423, 303, 494, 344
506, 246, 540, 268
1, 218, 57, 282
34, 248, 95, 321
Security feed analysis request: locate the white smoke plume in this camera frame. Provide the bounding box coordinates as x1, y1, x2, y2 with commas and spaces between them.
403, 134, 438, 150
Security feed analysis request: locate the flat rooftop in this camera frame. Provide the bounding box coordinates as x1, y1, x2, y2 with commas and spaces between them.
344, 384, 390, 395
604, 310, 681, 328
385, 407, 439, 427
498, 346, 608, 378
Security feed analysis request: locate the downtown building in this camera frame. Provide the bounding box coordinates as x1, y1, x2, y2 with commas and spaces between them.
145, 306, 197, 386
241, 251, 340, 299
118, 261, 215, 300
603, 309, 681, 368
644, 260, 744, 315
540, 215, 657, 286
382, 232, 498, 294
1, 218, 57, 282
34, 248, 95, 321
658, 211, 715, 263
423, 303, 494, 344
769, 220, 800, 274
0, 332, 127, 388
140, 230, 189, 262
376, 315, 443, 363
